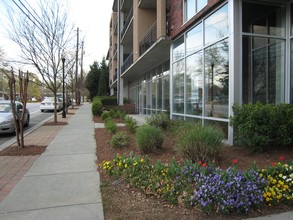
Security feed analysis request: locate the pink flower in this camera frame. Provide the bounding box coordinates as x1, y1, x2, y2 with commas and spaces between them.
198, 161, 202, 165
202, 163, 207, 167
279, 155, 284, 161
232, 159, 238, 165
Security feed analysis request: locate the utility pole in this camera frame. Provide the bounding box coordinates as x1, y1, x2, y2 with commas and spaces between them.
75, 27, 79, 106
80, 40, 84, 103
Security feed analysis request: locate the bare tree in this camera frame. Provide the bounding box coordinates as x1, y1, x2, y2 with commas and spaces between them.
6, 68, 29, 148
5, 0, 75, 122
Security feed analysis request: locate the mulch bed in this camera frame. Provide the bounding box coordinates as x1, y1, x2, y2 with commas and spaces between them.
0, 145, 47, 156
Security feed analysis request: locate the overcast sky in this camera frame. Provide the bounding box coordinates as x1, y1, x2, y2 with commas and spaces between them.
0, 0, 113, 72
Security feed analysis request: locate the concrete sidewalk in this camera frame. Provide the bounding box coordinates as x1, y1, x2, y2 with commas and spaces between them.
0, 103, 104, 220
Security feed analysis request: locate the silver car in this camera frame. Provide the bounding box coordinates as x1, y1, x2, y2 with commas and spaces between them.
40, 97, 63, 112
0, 100, 30, 134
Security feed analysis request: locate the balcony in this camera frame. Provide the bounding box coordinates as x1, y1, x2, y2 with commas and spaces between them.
121, 8, 133, 39
138, 0, 156, 9
139, 22, 157, 56
121, 52, 133, 74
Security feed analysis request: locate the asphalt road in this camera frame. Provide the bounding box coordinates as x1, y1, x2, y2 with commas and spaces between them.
0, 102, 54, 145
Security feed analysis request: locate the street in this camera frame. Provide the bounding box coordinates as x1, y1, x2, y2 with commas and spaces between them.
0, 102, 53, 145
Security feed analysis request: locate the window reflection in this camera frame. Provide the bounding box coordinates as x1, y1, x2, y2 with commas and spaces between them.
172, 37, 184, 61
186, 23, 202, 56
204, 40, 229, 118
204, 4, 228, 46
173, 60, 185, 114
186, 52, 203, 115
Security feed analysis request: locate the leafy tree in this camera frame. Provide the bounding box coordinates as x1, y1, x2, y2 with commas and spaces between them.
85, 61, 100, 100
97, 57, 109, 96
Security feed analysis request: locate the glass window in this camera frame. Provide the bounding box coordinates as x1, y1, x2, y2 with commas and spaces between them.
173, 36, 184, 61
184, 0, 196, 22
197, 0, 207, 12
184, 0, 208, 22
163, 64, 170, 111
204, 4, 228, 46
291, 39, 293, 104
204, 40, 229, 118
186, 23, 202, 56
242, 37, 285, 104
172, 60, 185, 114
152, 75, 157, 110
186, 52, 203, 115
243, 2, 285, 36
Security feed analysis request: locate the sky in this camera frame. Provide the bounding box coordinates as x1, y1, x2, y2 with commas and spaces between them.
0, 0, 113, 72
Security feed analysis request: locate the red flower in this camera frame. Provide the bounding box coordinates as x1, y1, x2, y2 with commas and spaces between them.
202, 163, 207, 167
198, 161, 202, 165
232, 159, 238, 164
279, 155, 284, 161
271, 162, 276, 167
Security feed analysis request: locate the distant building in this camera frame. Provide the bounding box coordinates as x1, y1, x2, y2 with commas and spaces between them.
107, 0, 293, 144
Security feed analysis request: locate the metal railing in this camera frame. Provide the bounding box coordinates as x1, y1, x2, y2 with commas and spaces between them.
139, 22, 157, 56
121, 8, 133, 38
121, 52, 133, 73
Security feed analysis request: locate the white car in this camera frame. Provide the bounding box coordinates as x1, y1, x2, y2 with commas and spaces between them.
40, 97, 63, 112
0, 100, 30, 134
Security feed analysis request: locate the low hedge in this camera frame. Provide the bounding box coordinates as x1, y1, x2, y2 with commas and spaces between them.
230, 103, 293, 151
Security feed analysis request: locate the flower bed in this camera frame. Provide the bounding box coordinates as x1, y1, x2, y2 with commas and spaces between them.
100, 154, 293, 215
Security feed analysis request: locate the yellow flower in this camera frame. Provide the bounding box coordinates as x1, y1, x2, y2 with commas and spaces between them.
140, 158, 144, 163
279, 174, 283, 178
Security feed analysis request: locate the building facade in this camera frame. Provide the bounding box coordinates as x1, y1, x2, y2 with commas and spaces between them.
107, 0, 293, 144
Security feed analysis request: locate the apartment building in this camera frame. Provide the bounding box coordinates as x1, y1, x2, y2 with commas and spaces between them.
107, 0, 293, 144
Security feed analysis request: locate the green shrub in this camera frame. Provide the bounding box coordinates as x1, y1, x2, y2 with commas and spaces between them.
146, 112, 170, 129
136, 125, 164, 153
104, 118, 117, 134
230, 103, 293, 151
108, 109, 125, 119
99, 96, 117, 105
101, 111, 110, 120
110, 131, 129, 148
91, 97, 103, 116
176, 125, 224, 163
124, 116, 137, 133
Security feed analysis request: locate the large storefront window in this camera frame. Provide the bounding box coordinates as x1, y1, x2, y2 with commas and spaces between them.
171, 3, 229, 135
242, 2, 286, 104
172, 3, 228, 117
130, 61, 170, 114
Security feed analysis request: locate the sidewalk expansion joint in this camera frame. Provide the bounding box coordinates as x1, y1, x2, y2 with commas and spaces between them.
0, 202, 102, 215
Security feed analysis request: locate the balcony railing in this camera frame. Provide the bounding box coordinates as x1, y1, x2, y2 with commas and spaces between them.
121, 8, 133, 38
121, 52, 133, 74
139, 22, 157, 56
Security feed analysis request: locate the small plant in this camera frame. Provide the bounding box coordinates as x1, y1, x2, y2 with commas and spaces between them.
104, 118, 117, 134
136, 125, 164, 153
101, 111, 110, 121
110, 131, 129, 148
176, 124, 224, 163
146, 111, 170, 129
106, 108, 126, 119
124, 116, 137, 133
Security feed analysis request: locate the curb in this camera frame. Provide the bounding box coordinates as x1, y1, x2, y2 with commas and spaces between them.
0, 115, 54, 151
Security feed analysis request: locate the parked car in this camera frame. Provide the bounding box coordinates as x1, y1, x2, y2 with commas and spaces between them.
40, 97, 63, 112
0, 100, 30, 134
